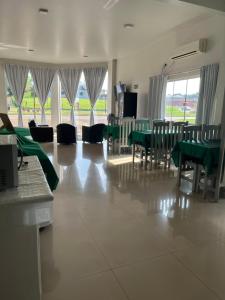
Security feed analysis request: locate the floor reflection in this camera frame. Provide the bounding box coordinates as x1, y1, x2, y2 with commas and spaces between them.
40, 140, 225, 300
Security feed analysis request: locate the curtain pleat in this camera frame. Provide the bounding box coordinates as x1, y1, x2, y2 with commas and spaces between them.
30, 67, 56, 124
58, 68, 82, 125
5, 64, 29, 127
147, 74, 168, 123
196, 63, 219, 125
83, 67, 107, 125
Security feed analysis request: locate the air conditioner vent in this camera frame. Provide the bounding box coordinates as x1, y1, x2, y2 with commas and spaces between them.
171, 39, 207, 61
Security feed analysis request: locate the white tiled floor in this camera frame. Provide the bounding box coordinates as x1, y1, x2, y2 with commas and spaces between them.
41, 142, 225, 300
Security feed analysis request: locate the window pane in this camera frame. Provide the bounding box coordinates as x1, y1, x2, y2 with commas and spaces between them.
165, 76, 200, 123
22, 73, 51, 126
6, 72, 52, 127
60, 71, 108, 139
185, 78, 200, 124
6, 80, 18, 127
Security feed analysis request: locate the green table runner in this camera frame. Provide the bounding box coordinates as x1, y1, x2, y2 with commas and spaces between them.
0, 128, 59, 191
172, 140, 220, 175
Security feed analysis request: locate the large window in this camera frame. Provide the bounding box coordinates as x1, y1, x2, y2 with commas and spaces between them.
6, 72, 51, 127
165, 76, 200, 124
61, 71, 108, 138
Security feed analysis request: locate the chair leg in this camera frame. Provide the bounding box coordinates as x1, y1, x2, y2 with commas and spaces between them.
177, 153, 182, 187
132, 144, 135, 164
193, 164, 199, 193
145, 148, 148, 170
203, 173, 208, 199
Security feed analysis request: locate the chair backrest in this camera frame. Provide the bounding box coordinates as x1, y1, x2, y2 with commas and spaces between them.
172, 121, 189, 126
171, 122, 188, 147
119, 117, 135, 148
151, 121, 170, 156
28, 120, 37, 128
202, 124, 221, 141
183, 125, 202, 142
153, 119, 165, 125
108, 114, 120, 126
135, 119, 150, 131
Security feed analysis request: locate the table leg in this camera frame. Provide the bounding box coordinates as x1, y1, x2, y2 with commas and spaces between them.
177, 153, 182, 187
132, 144, 135, 164
203, 173, 208, 199
192, 164, 199, 193
145, 147, 148, 170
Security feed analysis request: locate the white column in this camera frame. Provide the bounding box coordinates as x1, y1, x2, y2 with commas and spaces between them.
107, 59, 117, 115
0, 63, 7, 113
51, 74, 61, 128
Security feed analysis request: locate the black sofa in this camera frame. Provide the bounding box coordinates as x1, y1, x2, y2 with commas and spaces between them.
82, 123, 106, 144
57, 123, 77, 144
28, 120, 53, 143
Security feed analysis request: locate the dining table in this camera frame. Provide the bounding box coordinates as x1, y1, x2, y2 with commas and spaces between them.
171, 140, 221, 198
128, 129, 176, 169
172, 140, 220, 175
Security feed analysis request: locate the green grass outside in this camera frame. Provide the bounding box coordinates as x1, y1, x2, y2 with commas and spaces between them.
8, 96, 107, 116
165, 105, 196, 123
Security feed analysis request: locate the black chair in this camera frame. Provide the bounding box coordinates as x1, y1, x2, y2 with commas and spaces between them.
82, 124, 106, 144
57, 123, 76, 144
28, 120, 53, 143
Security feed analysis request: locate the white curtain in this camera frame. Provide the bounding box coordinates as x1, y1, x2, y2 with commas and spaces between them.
83, 66, 107, 125
58, 68, 82, 125
30, 67, 56, 124
196, 63, 219, 125
5, 64, 28, 127
147, 74, 168, 123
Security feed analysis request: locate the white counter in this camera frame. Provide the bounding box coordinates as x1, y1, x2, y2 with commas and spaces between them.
0, 155, 55, 300
0, 156, 54, 227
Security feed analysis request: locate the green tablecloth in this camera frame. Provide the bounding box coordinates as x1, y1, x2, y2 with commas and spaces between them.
103, 125, 120, 140
0, 128, 59, 191
172, 140, 220, 175
128, 130, 175, 149
0, 127, 31, 137
128, 130, 152, 148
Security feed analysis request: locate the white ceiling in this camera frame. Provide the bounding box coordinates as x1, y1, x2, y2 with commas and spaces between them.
0, 0, 213, 63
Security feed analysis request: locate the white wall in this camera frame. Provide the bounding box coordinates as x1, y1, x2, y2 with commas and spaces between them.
116, 15, 225, 122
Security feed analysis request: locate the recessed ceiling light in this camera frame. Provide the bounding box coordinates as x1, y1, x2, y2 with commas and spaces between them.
28, 49, 35, 52
39, 8, 48, 15
83, 55, 88, 58
124, 23, 134, 29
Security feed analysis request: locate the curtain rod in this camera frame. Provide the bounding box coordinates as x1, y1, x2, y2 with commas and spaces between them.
167, 68, 200, 77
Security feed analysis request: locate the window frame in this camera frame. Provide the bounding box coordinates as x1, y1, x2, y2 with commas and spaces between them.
165, 70, 200, 124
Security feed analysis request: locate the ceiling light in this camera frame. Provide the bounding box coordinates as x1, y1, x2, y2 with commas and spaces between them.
39, 8, 48, 15
83, 55, 88, 58
124, 23, 134, 29
28, 49, 35, 52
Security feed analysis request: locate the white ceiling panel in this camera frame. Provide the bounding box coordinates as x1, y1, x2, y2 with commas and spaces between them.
0, 0, 214, 63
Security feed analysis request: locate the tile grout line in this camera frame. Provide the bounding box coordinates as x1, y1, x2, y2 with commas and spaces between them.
76, 209, 176, 270
170, 251, 223, 300
75, 211, 131, 299
111, 269, 131, 300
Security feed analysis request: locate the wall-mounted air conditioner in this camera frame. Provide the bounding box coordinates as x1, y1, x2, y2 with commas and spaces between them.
171, 39, 208, 61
